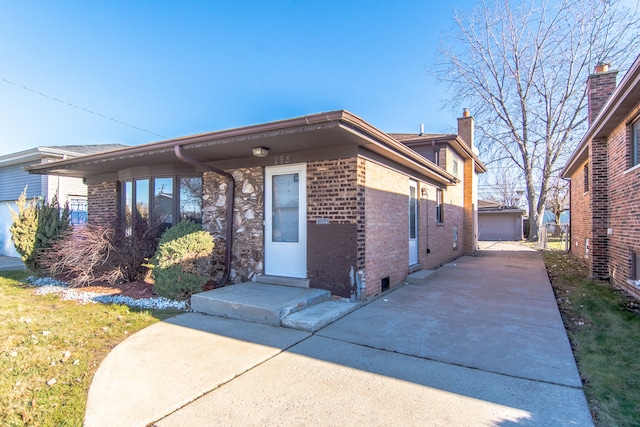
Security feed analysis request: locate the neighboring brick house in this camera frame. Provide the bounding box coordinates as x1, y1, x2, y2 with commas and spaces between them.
561, 54, 640, 299
0, 144, 125, 257
27, 110, 485, 299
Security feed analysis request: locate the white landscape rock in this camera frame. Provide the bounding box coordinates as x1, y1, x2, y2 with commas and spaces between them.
26, 277, 188, 311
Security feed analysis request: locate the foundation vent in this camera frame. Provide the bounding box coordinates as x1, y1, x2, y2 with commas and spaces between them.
381, 277, 390, 292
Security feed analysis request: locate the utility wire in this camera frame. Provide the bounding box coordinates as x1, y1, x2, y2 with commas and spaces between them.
1, 77, 168, 139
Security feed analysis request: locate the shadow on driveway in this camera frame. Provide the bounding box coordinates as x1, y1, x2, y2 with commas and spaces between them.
86, 242, 594, 427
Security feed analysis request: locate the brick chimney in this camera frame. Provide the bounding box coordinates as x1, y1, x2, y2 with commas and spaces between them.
587, 62, 618, 126
457, 108, 474, 149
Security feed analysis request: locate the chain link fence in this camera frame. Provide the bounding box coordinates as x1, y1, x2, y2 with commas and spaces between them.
537, 224, 570, 251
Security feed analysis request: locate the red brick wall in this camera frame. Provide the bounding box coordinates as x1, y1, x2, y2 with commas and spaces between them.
87, 182, 118, 227
606, 104, 640, 299
568, 159, 591, 261
363, 160, 408, 296
419, 182, 466, 269
307, 223, 357, 297
307, 158, 358, 224
463, 158, 476, 254
307, 158, 360, 297
360, 159, 467, 296
571, 98, 640, 299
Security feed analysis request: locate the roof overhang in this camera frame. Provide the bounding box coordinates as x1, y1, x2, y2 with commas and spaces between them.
0, 146, 82, 167
562, 54, 640, 178
395, 134, 487, 173
25, 110, 458, 186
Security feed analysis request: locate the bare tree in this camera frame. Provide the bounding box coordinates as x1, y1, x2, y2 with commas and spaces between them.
435, 0, 640, 240
479, 164, 526, 208
546, 175, 569, 226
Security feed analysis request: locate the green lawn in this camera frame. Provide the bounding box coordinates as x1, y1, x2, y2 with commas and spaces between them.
543, 251, 640, 427
0, 271, 181, 426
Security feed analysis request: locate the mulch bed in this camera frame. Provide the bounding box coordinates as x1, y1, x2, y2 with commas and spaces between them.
77, 280, 157, 299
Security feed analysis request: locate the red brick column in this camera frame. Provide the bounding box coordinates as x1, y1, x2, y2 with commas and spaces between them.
590, 137, 609, 279
87, 182, 119, 227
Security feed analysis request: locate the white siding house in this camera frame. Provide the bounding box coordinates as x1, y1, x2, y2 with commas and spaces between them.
0, 145, 125, 256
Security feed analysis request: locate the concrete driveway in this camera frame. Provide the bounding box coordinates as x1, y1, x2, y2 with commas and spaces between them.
0, 256, 26, 271
85, 242, 593, 426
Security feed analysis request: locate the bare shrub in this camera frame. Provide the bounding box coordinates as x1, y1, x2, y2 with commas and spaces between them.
42, 217, 163, 287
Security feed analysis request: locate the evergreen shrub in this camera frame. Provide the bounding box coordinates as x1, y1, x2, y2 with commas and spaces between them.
10, 189, 70, 274
150, 221, 214, 300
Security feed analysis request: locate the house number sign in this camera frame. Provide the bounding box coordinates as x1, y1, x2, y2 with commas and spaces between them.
273, 154, 291, 165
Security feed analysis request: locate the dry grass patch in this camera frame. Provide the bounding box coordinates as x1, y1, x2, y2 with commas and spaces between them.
0, 270, 180, 426
543, 251, 640, 427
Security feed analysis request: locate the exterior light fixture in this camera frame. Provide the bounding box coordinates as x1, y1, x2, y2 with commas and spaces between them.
252, 146, 270, 158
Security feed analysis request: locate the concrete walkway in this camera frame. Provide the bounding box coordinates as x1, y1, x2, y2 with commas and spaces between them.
0, 255, 27, 271
85, 242, 593, 426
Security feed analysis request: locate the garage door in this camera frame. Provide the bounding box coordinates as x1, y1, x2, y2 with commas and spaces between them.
0, 202, 20, 257
479, 214, 519, 241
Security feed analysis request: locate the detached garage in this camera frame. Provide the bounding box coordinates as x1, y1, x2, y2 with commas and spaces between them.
478, 200, 524, 241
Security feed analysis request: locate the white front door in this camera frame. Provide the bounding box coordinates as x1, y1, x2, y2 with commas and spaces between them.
265, 164, 307, 277
409, 180, 418, 265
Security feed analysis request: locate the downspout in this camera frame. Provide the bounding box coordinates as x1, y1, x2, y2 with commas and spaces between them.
563, 176, 571, 253
174, 145, 235, 287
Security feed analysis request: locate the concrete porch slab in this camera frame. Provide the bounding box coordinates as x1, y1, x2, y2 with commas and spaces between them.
191, 283, 330, 326
281, 299, 360, 332
405, 269, 436, 284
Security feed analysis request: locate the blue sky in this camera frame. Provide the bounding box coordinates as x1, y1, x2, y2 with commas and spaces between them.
0, 1, 477, 157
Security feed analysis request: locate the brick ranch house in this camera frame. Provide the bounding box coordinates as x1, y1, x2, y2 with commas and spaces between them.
561, 54, 640, 299
27, 110, 485, 299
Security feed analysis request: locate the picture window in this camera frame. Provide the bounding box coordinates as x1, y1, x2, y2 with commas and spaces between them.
583, 165, 589, 192
121, 175, 202, 231
633, 120, 640, 168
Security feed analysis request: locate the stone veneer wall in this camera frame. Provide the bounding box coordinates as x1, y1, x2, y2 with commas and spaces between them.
202, 167, 264, 284
87, 182, 118, 227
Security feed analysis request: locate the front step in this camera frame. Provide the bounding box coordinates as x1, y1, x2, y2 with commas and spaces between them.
255, 275, 310, 288
191, 282, 330, 326
281, 299, 360, 332
405, 269, 436, 284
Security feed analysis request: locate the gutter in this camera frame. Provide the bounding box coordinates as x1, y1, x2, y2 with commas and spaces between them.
174, 145, 234, 287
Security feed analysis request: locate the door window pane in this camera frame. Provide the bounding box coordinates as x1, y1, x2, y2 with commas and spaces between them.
436, 189, 444, 223
409, 185, 417, 239
180, 177, 203, 223
272, 173, 299, 242
154, 177, 173, 226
